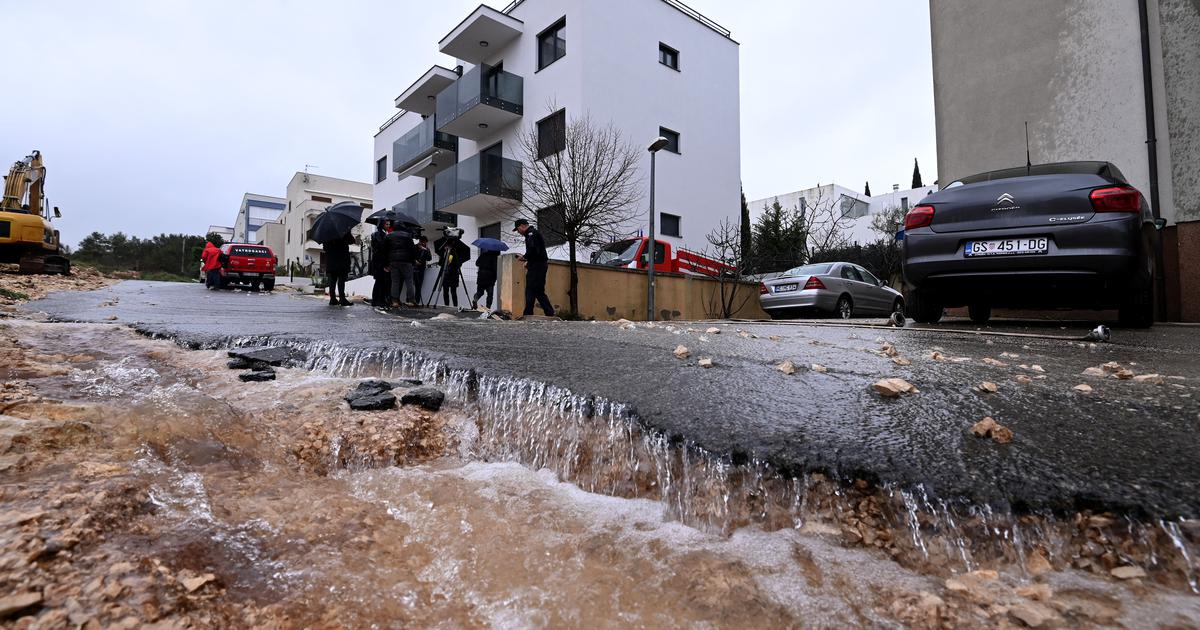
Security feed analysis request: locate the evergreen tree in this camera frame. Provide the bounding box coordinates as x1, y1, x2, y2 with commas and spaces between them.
912, 158, 923, 189
738, 185, 752, 271
864, 181, 872, 197
750, 198, 807, 273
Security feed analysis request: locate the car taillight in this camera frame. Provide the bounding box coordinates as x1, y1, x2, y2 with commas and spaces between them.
759, 282, 768, 295
803, 276, 826, 290
904, 205, 935, 230
1090, 186, 1142, 213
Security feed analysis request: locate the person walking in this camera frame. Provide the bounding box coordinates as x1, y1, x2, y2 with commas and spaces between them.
201, 241, 222, 290
514, 219, 555, 317
434, 229, 471, 308
323, 233, 354, 306
369, 221, 391, 307
472, 248, 500, 310
386, 224, 418, 307
413, 235, 432, 305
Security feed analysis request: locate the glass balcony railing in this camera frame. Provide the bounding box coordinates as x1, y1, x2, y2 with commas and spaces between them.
434, 153, 522, 212
435, 64, 523, 131
394, 191, 458, 226
392, 116, 458, 174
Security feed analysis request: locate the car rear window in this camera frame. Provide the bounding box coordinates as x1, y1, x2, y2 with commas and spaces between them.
230, 246, 271, 257
956, 161, 1127, 186
782, 263, 833, 277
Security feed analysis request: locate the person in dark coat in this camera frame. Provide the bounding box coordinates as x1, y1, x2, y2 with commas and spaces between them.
323, 233, 355, 306
514, 219, 555, 317
386, 224, 418, 307
472, 249, 500, 310
413, 235, 432, 305
369, 221, 391, 307
433, 229, 471, 308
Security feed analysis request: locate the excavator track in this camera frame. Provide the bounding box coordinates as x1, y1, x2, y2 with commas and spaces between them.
19, 254, 71, 275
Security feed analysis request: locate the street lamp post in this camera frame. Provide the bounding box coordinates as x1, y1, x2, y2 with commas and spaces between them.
646, 136, 669, 321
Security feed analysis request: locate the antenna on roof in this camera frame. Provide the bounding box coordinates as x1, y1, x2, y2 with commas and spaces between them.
303, 164, 319, 184
1024, 121, 1032, 175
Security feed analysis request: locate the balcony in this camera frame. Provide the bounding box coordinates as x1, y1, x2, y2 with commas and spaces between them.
392, 116, 458, 180
435, 64, 523, 141
433, 152, 522, 218
393, 190, 457, 227
438, 5, 523, 64
394, 66, 459, 116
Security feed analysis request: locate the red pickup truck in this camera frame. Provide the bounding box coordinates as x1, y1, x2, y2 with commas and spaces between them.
591, 237, 736, 278
217, 244, 277, 291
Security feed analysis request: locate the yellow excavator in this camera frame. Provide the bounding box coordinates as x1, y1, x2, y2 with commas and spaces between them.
0, 150, 69, 274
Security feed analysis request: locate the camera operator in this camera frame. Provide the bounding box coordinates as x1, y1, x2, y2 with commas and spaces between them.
433, 227, 470, 308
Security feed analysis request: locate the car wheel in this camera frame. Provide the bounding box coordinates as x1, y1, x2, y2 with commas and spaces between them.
263, 280, 275, 292
968, 303, 992, 324
906, 289, 943, 324
250, 281, 261, 292
1118, 274, 1154, 328
835, 295, 853, 320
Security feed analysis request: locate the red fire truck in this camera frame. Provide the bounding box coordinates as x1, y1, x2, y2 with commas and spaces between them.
590, 237, 735, 278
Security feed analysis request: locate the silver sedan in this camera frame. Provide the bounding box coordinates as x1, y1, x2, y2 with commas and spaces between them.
758, 262, 904, 319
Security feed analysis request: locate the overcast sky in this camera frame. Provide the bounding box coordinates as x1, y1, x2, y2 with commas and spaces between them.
2, 0, 936, 247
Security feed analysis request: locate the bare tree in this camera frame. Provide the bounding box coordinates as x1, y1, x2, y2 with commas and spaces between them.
804, 188, 855, 261
515, 108, 644, 315
703, 218, 756, 318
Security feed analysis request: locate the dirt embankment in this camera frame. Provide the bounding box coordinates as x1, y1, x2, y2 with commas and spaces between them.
0, 266, 117, 307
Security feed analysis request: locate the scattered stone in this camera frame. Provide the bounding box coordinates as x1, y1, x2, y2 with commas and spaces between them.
1009, 601, 1056, 628
227, 346, 300, 367
1000, 352, 1020, 359
1133, 373, 1164, 385
880, 343, 898, 357
1110, 565, 1147, 580
1073, 384, 1094, 394
1015, 375, 1033, 385
1081, 367, 1106, 377
104, 315, 118, 321
971, 417, 1013, 443
892, 356, 912, 366
776, 361, 796, 375
928, 351, 944, 360
1100, 361, 1123, 372
180, 573, 216, 592
0, 591, 42, 619
977, 381, 998, 394
991, 424, 1014, 444
810, 363, 828, 373
1113, 369, 1135, 380
768, 335, 781, 341
1026, 550, 1052, 576
347, 392, 396, 411
238, 369, 276, 382
431, 313, 457, 321
1029, 364, 1046, 373
226, 357, 262, 370
705, 327, 721, 334
982, 357, 1008, 367
873, 378, 918, 397
400, 387, 445, 411
698, 358, 715, 369
0, 509, 45, 527
673, 345, 691, 360
737, 331, 752, 339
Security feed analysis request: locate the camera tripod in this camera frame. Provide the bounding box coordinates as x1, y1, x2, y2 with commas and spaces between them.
423, 252, 473, 309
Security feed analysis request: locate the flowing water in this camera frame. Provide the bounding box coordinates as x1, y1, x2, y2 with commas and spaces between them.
3, 319, 1199, 628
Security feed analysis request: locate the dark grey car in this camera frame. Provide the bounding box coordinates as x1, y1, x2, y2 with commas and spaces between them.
901, 161, 1162, 327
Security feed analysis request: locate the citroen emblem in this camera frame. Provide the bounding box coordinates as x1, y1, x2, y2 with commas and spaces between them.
997, 193, 1016, 205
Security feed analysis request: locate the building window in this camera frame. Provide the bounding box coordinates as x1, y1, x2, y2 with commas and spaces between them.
659, 43, 679, 70
537, 17, 566, 70
537, 109, 566, 159
901, 197, 909, 211
538, 204, 566, 247
287, 230, 291, 244
660, 213, 681, 238
479, 222, 502, 240
375, 157, 387, 183
312, 195, 332, 203
362, 203, 373, 209
658, 127, 680, 154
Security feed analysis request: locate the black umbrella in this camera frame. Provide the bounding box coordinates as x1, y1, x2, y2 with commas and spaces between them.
309, 202, 364, 244
365, 208, 421, 227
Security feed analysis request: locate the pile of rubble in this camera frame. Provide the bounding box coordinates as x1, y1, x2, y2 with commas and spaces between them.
0, 265, 116, 306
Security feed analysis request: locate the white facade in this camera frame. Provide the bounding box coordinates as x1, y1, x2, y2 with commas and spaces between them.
232, 193, 287, 244
206, 225, 234, 242
274, 172, 374, 272
373, 0, 740, 272
749, 182, 938, 248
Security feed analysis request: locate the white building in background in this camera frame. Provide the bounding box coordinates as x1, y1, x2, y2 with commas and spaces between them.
232, 193, 287, 244
372, 0, 740, 300
206, 225, 234, 242
748, 182, 939, 248
263, 172, 374, 273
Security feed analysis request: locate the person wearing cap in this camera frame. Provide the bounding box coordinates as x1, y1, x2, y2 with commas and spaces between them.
514, 219, 555, 317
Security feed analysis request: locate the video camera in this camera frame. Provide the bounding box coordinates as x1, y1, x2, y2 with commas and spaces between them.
441, 226, 464, 239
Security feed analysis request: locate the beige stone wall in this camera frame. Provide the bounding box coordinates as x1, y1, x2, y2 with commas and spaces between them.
496, 255, 768, 321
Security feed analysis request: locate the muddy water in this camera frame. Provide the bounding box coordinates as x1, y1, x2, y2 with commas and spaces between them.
2, 320, 1199, 628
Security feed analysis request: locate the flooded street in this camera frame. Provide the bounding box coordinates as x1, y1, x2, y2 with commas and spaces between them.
2, 317, 1199, 628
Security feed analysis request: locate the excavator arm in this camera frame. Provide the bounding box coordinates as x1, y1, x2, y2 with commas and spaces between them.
1, 150, 45, 214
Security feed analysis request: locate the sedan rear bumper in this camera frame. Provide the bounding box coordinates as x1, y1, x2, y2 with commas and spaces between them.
759, 289, 838, 312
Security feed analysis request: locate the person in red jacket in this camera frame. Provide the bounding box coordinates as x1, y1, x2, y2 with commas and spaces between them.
201, 242, 222, 290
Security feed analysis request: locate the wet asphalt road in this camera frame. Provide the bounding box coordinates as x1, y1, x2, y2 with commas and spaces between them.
22, 281, 1200, 518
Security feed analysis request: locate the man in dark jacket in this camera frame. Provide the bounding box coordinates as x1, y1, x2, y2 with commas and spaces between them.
323, 233, 355, 306
514, 219, 554, 317
472, 249, 500, 310
413, 235, 432, 304
369, 221, 391, 307
434, 229, 471, 308
386, 225, 418, 307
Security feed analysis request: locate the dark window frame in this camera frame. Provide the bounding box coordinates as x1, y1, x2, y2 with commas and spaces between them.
538, 203, 567, 248
479, 222, 502, 240
311, 195, 333, 203
658, 42, 680, 71
375, 156, 388, 183
658, 127, 680, 154
536, 17, 567, 71
536, 109, 567, 159
660, 212, 682, 238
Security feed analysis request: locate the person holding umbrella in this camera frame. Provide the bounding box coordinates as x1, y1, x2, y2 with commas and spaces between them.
514, 219, 555, 318
470, 237, 508, 310
323, 233, 355, 306
433, 228, 470, 308
413, 235, 432, 303
385, 222, 418, 307
310, 201, 365, 307
368, 220, 391, 307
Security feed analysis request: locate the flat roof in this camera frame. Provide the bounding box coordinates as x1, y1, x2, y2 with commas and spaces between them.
501, 0, 733, 40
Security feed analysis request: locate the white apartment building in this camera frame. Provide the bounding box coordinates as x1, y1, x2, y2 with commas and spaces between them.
749, 182, 938, 248
268, 172, 374, 272
232, 193, 287, 244
206, 225, 234, 243
372, 0, 740, 296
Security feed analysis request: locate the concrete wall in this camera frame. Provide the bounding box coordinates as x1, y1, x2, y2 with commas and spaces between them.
495, 254, 768, 321
1158, 0, 1200, 225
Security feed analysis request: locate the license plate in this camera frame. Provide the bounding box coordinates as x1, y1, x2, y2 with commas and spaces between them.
775, 283, 799, 293
964, 237, 1049, 257
242, 272, 259, 277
